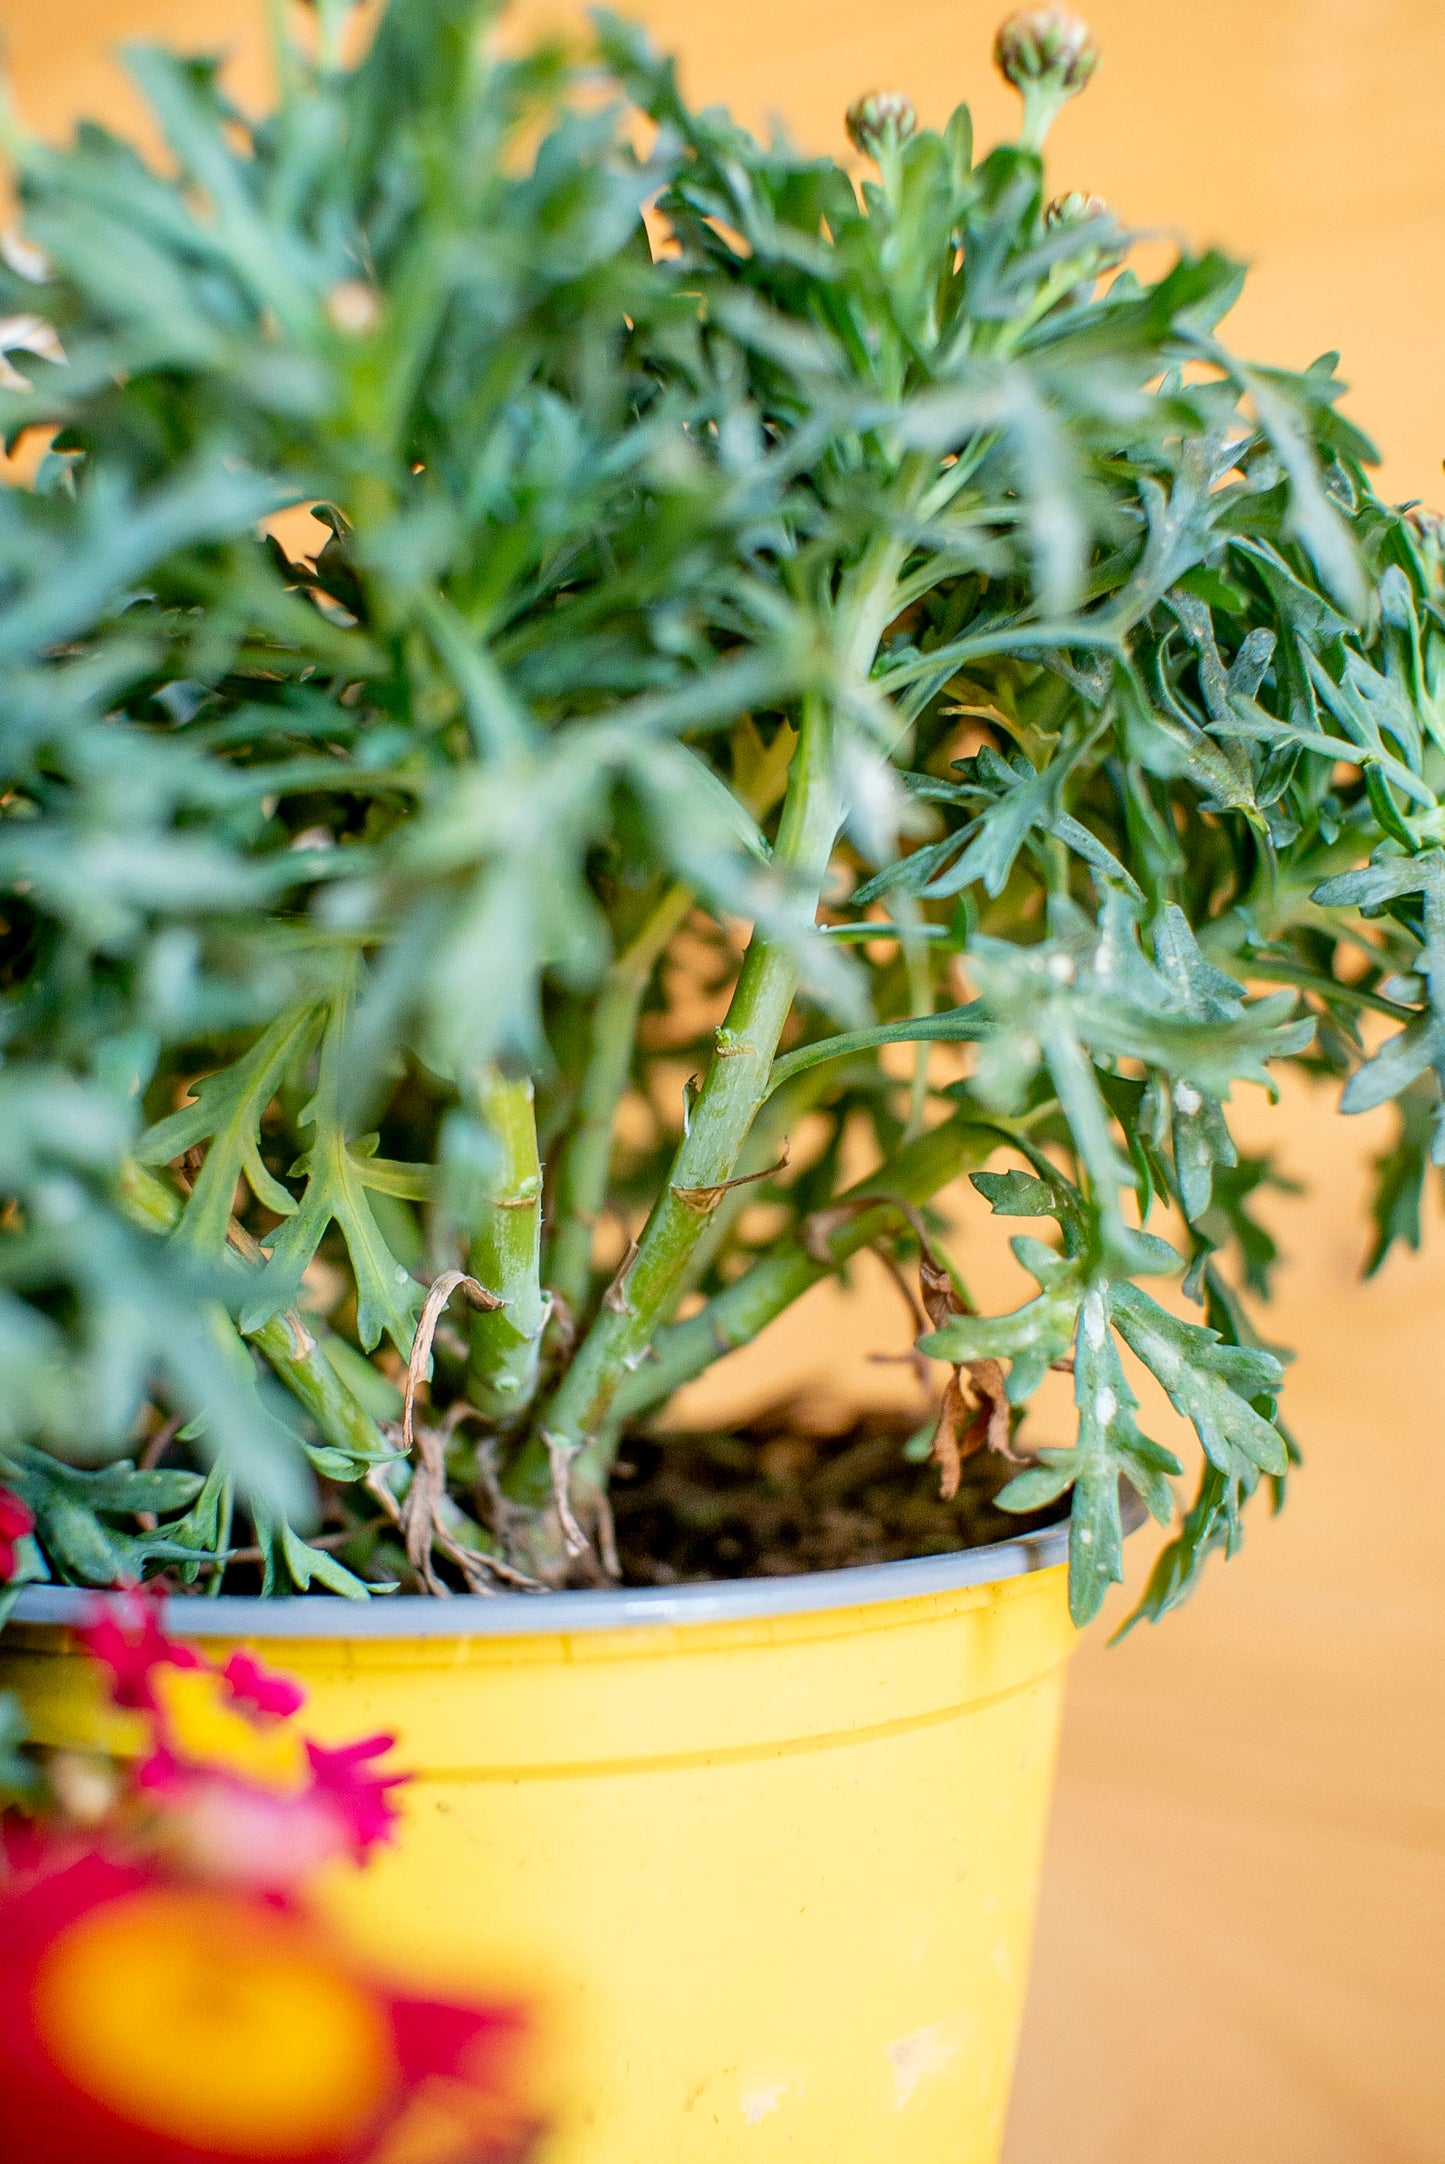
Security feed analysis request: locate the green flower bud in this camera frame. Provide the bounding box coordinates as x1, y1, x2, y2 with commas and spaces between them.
1406, 505, 1445, 548
994, 9, 1100, 93
845, 91, 919, 164
1043, 191, 1126, 304
994, 10, 1099, 148
1406, 506, 1445, 590
1044, 188, 1107, 229
1046, 189, 1125, 263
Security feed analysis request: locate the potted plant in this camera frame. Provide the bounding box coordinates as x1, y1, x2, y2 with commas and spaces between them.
2, 0, 1439, 2154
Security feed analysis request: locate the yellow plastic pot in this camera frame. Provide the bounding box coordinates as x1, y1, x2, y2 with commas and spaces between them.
3, 1523, 1076, 2162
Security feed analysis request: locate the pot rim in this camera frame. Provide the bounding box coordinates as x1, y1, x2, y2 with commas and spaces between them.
6, 1515, 1072, 1639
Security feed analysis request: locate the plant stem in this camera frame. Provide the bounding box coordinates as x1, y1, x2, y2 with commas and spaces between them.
653, 1061, 838, 1324
608, 1112, 996, 1431
507, 693, 836, 1501
897, 897, 934, 1141
547, 881, 693, 1312
465, 1065, 546, 1423
509, 515, 918, 1505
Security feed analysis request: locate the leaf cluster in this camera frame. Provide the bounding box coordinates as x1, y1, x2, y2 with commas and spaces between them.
0, 0, 1438, 1621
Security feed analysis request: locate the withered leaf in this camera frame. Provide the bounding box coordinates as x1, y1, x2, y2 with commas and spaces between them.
928, 1357, 1013, 1499
672, 1140, 790, 1216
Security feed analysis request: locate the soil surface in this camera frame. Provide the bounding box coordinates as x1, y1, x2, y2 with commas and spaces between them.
610, 1406, 1063, 1585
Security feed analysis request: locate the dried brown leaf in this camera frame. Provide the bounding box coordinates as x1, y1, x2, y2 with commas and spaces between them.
672, 1139, 790, 1216
401, 1421, 451, 1595
928, 1357, 1018, 1499
542, 1431, 591, 1559
965, 1357, 1014, 1459
403, 1269, 504, 1462
930, 1372, 969, 1500
602, 1239, 641, 1315
918, 1248, 964, 1332
800, 1197, 872, 1264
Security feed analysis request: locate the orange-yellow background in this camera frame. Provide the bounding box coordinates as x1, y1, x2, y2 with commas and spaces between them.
8, 4, 1445, 2157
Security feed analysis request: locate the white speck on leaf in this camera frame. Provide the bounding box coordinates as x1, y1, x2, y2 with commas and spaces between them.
1173, 1080, 1203, 1114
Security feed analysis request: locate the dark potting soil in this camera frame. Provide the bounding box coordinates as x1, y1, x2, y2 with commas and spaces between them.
608, 1407, 1063, 1585
159, 1406, 1062, 1598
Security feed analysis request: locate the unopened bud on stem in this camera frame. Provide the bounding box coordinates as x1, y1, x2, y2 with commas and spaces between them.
1044, 190, 1126, 301
1046, 189, 1124, 261
1044, 187, 1107, 229
994, 9, 1100, 149
845, 90, 919, 165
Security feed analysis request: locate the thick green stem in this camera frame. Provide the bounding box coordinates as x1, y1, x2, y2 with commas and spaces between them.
508, 519, 919, 1507
610, 1113, 997, 1428
508, 694, 838, 1503
547, 882, 692, 1312
654, 1063, 835, 1323
897, 897, 934, 1142
464, 1065, 546, 1423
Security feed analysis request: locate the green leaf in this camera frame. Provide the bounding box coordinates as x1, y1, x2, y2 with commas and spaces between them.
1365, 1091, 1438, 1274
994, 1278, 1182, 1626
252, 1508, 377, 1599
1115, 1460, 1250, 1635
921, 1240, 1082, 1401
137, 1005, 320, 1251
243, 997, 422, 1353
766, 1003, 990, 1095
1109, 1280, 1288, 1478
969, 1168, 1062, 1217
0, 1439, 221, 1588
1189, 1154, 1296, 1300
995, 1450, 1080, 1513
164, 1458, 232, 1586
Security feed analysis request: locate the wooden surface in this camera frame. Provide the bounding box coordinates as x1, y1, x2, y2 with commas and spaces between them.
8, 3, 1445, 2156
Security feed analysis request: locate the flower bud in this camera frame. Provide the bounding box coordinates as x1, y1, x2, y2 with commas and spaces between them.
1045, 190, 1127, 275
1406, 505, 1445, 551
1407, 505, 1445, 590
994, 10, 1099, 148
845, 90, 919, 164
994, 9, 1099, 94
1044, 187, 1107, 229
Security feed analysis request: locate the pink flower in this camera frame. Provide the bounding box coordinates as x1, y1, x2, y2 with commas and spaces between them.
136, 1745, 359, 1892
133, 1727, 409, 1892
304, 1735, 407, 1861
66, 1595, 406, 1888
0, 1487, 34, 1582
221, 1649, 306, 1721
77, 1590, 200, 1711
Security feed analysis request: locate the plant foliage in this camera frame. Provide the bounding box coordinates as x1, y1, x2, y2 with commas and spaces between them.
0, 0, 1438, 1622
